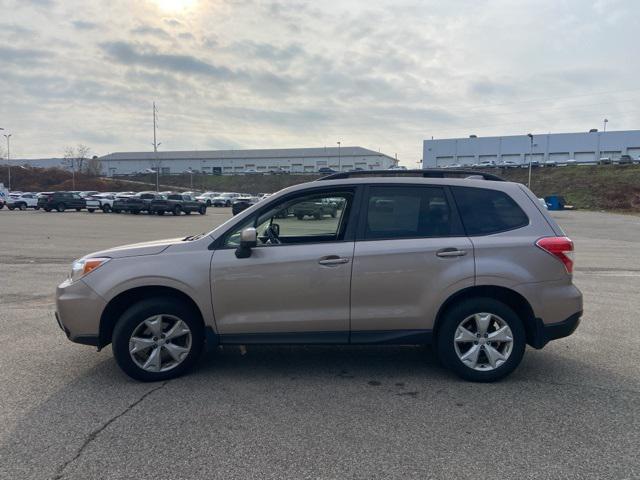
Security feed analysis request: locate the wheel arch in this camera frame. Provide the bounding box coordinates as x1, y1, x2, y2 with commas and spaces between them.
433, 285, 537, 347
99, 285, 205, 349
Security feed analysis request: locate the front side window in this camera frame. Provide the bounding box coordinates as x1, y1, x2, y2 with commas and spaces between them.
364, 186, 453, 240
451, 186, 528, 235
223, 190, 353, 247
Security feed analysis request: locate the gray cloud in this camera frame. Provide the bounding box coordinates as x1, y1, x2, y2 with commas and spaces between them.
131, 25, 171, 39
71, 20, 98, 30
0, 46, 50, 65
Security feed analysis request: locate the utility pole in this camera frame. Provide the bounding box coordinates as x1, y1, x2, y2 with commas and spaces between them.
603, 118, 608, 133
3, 133, 12, 191
337, 141, 341, 172
527, 133, 533, 189
152, 102, 161, 192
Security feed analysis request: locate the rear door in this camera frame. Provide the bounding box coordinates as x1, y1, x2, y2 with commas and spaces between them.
350, 185, 475, 341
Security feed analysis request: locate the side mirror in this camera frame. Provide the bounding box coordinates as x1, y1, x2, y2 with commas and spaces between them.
235, 227, 258, 258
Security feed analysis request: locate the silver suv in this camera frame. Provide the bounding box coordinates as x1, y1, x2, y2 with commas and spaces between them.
55, 170, 582, 382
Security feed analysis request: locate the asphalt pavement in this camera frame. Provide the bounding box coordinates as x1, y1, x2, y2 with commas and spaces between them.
0, 208, 638, 479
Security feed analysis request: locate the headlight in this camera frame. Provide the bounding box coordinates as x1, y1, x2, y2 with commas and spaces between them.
70, 257, 110, 283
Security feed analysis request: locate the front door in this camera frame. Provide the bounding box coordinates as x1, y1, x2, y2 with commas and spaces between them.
211, 188, 357, 343
350, 185, 475, 342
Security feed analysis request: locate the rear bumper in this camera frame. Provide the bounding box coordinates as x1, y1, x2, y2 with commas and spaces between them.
530, 311, 582, 349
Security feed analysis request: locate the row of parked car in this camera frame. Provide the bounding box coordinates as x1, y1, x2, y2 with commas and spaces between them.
444, 155, 640, 169
0, 190, 272, 216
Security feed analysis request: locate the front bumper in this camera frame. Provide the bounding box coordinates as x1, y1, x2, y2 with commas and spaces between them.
55, 278, 106, 348
530, 311, 582, 349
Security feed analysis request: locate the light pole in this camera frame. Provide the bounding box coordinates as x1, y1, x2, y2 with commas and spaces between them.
336, 141, 341, 172
603, 118, 608, 133
145, 168, 159, 192
3, 133, 12, 191
184, 168, 194, 189
527, 133, 533, 189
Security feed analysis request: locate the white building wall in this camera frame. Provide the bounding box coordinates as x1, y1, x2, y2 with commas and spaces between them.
423, 130, 640, 167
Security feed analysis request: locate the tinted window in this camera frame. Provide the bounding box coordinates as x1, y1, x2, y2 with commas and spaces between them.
364, 186, 453, 240
168, 195, 182, 200
452, 186, 528, 235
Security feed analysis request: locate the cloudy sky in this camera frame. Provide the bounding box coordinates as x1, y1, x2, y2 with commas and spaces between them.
1, 0, 639, 165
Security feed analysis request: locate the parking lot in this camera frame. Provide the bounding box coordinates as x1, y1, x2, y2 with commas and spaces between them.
1, 209, 639, 479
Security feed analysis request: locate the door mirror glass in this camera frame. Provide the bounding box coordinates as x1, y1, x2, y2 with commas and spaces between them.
236, 227, 258, 258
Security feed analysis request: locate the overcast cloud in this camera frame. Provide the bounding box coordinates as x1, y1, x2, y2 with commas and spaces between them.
0, 0, 639, 164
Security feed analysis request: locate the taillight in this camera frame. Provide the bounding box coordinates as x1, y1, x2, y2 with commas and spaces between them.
536, 236, 574, 274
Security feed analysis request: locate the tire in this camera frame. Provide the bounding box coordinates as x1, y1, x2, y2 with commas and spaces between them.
199, 206, 206, 215
157, 210, 165, 216
88, 209, 95, 213
436, 297, 526, 382
296, 214, 304, 220
75, 208, 81, 212
57, 203, 66, 212
34, 206, 40, 210
132, 209, 140, 215
172, 205, 182, 216
18, 203, 27, 211
44, 208, 51, 212
112, 298, 204, 382
8, 206, 15, 211
184, 210, 191, 215
102, 204, 112, 213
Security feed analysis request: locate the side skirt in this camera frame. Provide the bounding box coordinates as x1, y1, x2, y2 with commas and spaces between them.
215, 329, 433, 346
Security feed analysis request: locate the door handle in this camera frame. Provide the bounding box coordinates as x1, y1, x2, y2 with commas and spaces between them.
318, 256, 350, 266
436, 248, 467, 258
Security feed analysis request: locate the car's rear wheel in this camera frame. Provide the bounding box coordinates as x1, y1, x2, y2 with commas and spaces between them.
436, 298, 525, 382
112, 298, 204, 382
57, 203, 66, 212
18, 203, 27, 211
88, 208, 95, 213
172, 205, 182, 216
102, 204, 111, 213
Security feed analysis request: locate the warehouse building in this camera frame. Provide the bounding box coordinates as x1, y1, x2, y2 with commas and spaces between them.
423, 130, 640, 168
98, 146, 396, 176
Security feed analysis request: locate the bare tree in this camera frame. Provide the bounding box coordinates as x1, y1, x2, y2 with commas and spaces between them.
76, 144, 90, 173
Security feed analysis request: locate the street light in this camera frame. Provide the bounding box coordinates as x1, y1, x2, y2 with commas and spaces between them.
183, 168, 194, 189
145, 168, 159, 192
3, 133, 12, 191
527, 133, 534, 189
336, 141, 341, 172
603, 118, 608, 133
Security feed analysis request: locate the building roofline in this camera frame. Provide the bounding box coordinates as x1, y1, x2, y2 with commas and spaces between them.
425, 129, 640, 142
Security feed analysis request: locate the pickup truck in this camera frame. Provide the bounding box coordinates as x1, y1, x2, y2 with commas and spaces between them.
6, 193, 40, 210
150, 194, 207, 216
292, 198, 338, 220
112, 192, 163, 214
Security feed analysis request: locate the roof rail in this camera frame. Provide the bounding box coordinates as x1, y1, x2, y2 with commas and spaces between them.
316, 169, 505, 182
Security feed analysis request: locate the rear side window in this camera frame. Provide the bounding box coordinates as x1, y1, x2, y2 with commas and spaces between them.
364, 186, 454, 240
452, 186, 528, 235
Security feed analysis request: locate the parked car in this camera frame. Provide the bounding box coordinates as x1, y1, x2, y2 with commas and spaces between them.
617, 155, 633, 165
545, 160, 557, 167
318, 167, 337, 174
499, 161, 519, 168
6, 192, 39, 210
113, 192, 164, 214
292, 198, 339, 220
37, 191, 98, 212
231, 196, 260, 215
150, 194, 207, 215
598, 157, 612, 165
55, 170, 582, 382
195, 192, 221, 207
388, 165, 408, 170
211, 192, 241, 207
91, 193, 117, 213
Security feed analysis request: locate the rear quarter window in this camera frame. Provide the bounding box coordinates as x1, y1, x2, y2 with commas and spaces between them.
452, 186, 528, 235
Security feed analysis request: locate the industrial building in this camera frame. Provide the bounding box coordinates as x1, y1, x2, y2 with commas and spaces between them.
98, 146, 396, 176
423, 130, 640, 168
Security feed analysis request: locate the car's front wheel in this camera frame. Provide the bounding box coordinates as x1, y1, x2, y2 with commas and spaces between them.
112, 298, 204, 382
436, 298, 525, 382
102, 204, 112, 213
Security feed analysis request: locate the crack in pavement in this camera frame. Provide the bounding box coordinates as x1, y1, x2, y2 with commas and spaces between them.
51, 381, 168, 480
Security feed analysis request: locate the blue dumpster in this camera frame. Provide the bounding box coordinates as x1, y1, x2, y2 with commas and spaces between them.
544, 195, 566, 211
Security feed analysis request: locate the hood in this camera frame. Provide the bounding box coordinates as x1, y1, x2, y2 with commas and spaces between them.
86, 237, 185, 259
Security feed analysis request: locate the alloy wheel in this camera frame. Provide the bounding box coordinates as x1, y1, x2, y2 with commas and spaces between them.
453, 312, 514, 371
129, 315, 193, 373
